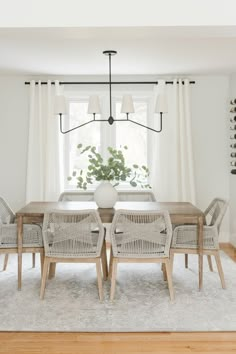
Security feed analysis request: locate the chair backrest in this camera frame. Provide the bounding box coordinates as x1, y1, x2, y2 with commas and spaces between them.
110, 209, 172, 258
204, 198, 228, 232
58, 191, 94, 201
58, 190, 156, 202
0, 197, 15, 224
42, 210, 104, 258
117, 190, 156, 202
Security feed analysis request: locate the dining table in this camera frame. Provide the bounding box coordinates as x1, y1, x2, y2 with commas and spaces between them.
16, 201, 204, 290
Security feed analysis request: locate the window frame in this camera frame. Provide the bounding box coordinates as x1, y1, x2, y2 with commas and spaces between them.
63, 88, 154, 190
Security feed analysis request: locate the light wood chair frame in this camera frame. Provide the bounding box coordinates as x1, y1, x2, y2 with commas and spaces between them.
2, 253, 38, 271
170, 248, 226, 289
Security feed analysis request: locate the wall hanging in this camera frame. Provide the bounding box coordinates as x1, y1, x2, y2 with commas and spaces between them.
230, 99, 236, 174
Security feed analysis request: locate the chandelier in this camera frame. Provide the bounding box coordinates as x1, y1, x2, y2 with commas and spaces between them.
54, 50, 168, 134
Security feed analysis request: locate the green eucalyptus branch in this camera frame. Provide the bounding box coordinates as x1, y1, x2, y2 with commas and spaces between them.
68, 144, 151, 190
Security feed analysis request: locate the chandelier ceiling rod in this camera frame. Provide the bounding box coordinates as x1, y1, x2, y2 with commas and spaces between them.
25, 80, 195, 85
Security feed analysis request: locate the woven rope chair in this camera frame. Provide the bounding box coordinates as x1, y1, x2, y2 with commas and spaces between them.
58, 190, 156, 202
58, 191, 94, 201
58, 191, 156, 244
170, 198, 228, 288
0, 196, 43, 274
109, 209, 174, 301
40, 210, 108, 300
117, 190, 156, 201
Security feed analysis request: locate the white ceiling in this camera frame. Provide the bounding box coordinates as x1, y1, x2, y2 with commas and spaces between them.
1, 26, 236, 76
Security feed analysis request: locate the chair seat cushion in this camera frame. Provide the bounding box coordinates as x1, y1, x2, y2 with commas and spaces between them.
0, 224, 43, 248
171, 225, 218, 249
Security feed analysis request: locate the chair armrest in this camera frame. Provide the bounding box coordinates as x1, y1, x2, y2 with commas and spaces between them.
173, 224, 213, 233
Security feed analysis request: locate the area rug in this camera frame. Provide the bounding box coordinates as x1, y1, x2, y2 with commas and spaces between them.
0, 251, 235, 331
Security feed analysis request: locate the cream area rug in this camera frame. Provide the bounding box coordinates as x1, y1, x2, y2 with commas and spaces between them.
0, 251, 235, 331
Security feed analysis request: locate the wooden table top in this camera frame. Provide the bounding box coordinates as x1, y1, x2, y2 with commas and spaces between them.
16, 201, 204, 223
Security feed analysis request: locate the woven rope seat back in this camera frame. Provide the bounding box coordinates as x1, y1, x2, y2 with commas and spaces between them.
111, 210, 172, 258
0, 197, 15, 224
42, 210, 104, 258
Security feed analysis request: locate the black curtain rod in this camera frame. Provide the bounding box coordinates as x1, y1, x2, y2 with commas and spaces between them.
24, 80, 195, 85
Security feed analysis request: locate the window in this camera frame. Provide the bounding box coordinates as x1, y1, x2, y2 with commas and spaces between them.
115, 99, 148, 168
64, 98, 101, 189
63, 91, 152, 190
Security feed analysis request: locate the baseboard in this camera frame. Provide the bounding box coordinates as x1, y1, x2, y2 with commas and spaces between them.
219, 242, 236, 262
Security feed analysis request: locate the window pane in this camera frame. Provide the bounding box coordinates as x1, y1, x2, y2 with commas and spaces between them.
66, 101, 101, 188
115, 101, 148, 168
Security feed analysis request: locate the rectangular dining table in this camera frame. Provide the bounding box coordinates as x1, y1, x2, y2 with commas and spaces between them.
16, 201, 204, 290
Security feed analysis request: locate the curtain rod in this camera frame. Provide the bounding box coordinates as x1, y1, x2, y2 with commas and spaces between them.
24, 80, 195, 85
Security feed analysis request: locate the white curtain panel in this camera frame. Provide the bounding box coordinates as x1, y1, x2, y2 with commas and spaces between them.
26, 80, 64, 202
150, 79, 196, 204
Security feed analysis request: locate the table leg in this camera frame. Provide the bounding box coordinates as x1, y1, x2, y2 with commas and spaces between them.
198, 216, 204, 290
17, 216, 23, 290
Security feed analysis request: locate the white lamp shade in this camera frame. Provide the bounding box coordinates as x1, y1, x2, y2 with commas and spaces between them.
121, 95, 135, 113
155, 93, 168, 113
88, 95, 101, 114
54, 95, 67, 114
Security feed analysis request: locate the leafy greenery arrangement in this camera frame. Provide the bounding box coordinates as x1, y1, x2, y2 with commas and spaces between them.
68, 144, 151, 190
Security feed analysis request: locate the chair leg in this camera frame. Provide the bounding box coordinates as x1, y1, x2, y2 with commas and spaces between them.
170, 250, 174, 274
161, 263, 167, 281
110, 258, 118, 301
185, 254, 188, 268
3, 254, 9, 271
40, 250, 45, 277
214, 252, 226, 289
32, 253, 36, 268
40, 258, 50, 300
207, 255, 213, 272
101, 240, 108, 280
18, 253, 22, 290
108, 247, 113, 280
96, 259, 103, 301
165, 260, 175, 302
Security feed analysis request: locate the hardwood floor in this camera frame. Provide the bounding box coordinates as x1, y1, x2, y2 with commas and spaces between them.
0, 332, 236, 354
220, 242, 236, 262
1, 243, 235, 354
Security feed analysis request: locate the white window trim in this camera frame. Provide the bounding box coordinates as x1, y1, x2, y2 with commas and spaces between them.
63, 88, 154, 190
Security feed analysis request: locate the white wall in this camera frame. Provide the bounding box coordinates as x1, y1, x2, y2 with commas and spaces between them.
0, 74, 231, 242
229, 75, 236, 247
191, 76, 230, 241
0, 76, 29, 211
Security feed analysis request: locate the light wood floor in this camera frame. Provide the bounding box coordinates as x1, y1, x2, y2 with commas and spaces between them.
220, 242, 236, 262
0, 332, 236, 354
1, 243, 235, 354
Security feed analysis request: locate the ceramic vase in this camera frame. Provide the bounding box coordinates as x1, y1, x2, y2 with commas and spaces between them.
94, 181, 117, 208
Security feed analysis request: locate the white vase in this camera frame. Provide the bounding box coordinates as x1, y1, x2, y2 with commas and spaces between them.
94, 181, 117, 208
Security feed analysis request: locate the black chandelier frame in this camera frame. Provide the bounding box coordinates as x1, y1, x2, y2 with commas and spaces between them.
25, 50, 195, 134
